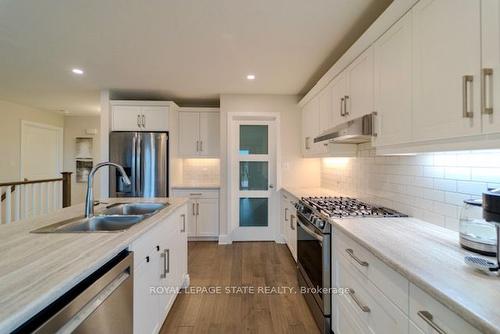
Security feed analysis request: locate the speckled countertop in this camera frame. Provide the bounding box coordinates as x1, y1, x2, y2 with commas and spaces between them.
0, 197, 187, 334
333, 217, 500, 334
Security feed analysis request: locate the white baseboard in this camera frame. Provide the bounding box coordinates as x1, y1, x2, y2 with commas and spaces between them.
218, 234, 232, 244
275, 234, 286, 244
188, 236, 218, 242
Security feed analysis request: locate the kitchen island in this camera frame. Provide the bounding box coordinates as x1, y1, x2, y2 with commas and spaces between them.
0, 197, 188, 333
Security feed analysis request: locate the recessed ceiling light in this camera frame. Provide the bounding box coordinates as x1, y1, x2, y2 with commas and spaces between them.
72, 68, 84, 75
246, 74, 256, 80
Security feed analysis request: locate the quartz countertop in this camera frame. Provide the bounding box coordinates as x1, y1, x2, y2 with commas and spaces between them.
280, 186, 340, 199
172, 183, 220, 189
332, 217, 500, 334
0, 197, 187, 333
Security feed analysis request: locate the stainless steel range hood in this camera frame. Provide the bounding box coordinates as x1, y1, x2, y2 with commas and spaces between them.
314, 113, 375, 144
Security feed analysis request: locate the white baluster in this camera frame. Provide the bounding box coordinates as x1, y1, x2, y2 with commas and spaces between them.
14, 186, 20, 222
51, 182, 56, 211
5, 187, 11, 224
23, 184, 29, 219
39, 183, 44, 215
32, 183, 37, 217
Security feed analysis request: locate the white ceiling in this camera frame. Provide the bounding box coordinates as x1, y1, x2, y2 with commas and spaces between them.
0, 0, 391, 114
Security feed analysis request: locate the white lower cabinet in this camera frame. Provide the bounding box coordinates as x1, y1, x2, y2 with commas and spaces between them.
332, 230, 481, 334
131, 204, 188, 334
172, 189, 219, 238
280, 192, 297, 261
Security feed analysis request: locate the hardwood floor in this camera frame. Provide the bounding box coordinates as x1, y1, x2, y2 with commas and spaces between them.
160, 242, 319, 334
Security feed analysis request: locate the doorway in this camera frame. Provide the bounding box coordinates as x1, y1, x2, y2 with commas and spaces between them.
229, 114, 279, 241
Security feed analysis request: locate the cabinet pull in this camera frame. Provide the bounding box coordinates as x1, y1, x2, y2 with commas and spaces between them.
482, 68, 494, 115
160, 249, 169, 278
462, 75, 474, 118
196, 140, 200, 152
345, 248, 369, 267
196, 203, 199, 216
192, 203, 196, 216
200, 140, 203, 152
137, 114, 142, 127
348, 289, 370, 313
141, 114, 146, 127
181, 214, 186, 232
285, 207, 289, 222
290, 215, 295, 231
305, 137, 311, 150
340, 97, 345, 117
189, 193, 202, 196
343, 95, 349, 116
417, 311, 447, 334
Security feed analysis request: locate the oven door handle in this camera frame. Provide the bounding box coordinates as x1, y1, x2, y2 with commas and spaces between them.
297, 220, 323, 242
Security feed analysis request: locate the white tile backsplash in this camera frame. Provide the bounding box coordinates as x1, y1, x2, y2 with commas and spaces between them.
180, 159, 220, 185
321, 149, 500, 231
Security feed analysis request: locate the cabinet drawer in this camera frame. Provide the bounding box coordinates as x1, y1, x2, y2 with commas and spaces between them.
335, 230, 409, 313
409, 284, 481, 334
335, 294, 368, 334
172, 189, 219, 199
336, 254, 408, 334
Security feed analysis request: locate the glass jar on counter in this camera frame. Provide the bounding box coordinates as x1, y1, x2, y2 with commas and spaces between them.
459, 199, 497, 256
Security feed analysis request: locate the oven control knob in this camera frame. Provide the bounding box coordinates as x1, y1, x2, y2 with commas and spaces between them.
318, 220, 325, 229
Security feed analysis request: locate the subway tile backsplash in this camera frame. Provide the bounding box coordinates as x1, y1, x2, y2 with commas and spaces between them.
181, 159, 220, 185
321, 148, 500, 231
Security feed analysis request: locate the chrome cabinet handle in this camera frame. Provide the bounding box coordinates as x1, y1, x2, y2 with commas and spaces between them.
290, 215, 295, 230
160, 249, 169, 278
348, 288, 370, 313
137, 114, 142, 127
340, 97, 345, 116
141, 114, 146, 127
343, 95, 349, 116
181, 214, 186, 232
196, 140, 200, 152
189, 193, 202, 196
462, 75, 474, 118
196, 203, 199, 216
482, 68, 494, 115
345, 249, 369, 267
285, 208, 289, 222
305, 137, 310, 150
200, 140, 203, 152
417, 311, 447, 334
192, 202, 196, 216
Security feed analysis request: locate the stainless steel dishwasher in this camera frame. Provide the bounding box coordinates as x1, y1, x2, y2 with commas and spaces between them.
14, 251, 133, 334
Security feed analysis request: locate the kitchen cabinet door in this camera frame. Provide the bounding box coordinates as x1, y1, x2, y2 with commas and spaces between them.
157, 218, 178, 321
199, 112, 220, 157
178, 112, 200, 157
196, 198, 219, 237
288, 211, 297, 262
412, 0, 481, 141
281, 194, 290, 244
141, 106, 169, 131
331, 72, 348, 126
319, 82, 334, 133
176, 208, 188, 288
345, 47, 374, 121
187, 199, 197, 237
373, 11, 413, 146
111, 105, 142, 131
481, 0, 500, 134
301, 96, 324, 156
134, 256, 160, 334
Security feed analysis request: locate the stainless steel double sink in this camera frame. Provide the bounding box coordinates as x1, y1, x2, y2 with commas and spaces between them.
31, 202, 168, 233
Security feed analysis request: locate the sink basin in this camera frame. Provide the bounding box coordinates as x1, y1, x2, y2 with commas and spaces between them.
31, 215, 145, 233
101, 202, 167, 216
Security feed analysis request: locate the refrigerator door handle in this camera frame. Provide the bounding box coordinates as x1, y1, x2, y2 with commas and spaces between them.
135, 134, 142, 197
131, 134, 137, 196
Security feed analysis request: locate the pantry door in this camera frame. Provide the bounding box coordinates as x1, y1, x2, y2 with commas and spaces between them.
230, 116, 278, 241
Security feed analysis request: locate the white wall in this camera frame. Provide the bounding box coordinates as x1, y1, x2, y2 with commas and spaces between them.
321, 144, 500, 231
219, 94, 321, 241
63, 115, 101, 205
0, 99, 64, 182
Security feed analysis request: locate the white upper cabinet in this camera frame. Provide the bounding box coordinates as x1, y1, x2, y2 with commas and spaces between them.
331, 72, 348, 127
318, 82, 334, 133
481, 0, 500, 134
373, 11, 413, 146
178, 109, 219, 158
111, 104, 169, 131
412, 0, 482, 141
199, 112, 220, 157
345, 47, 374, 121
302, 96, 327, 156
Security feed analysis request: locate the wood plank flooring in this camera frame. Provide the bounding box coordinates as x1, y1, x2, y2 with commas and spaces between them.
160, 242, 319, 334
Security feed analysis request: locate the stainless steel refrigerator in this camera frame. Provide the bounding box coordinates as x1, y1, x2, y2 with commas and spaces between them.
109, 132, 168, 197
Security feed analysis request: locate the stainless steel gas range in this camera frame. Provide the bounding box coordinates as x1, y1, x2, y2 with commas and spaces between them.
294, 196, 406, 334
